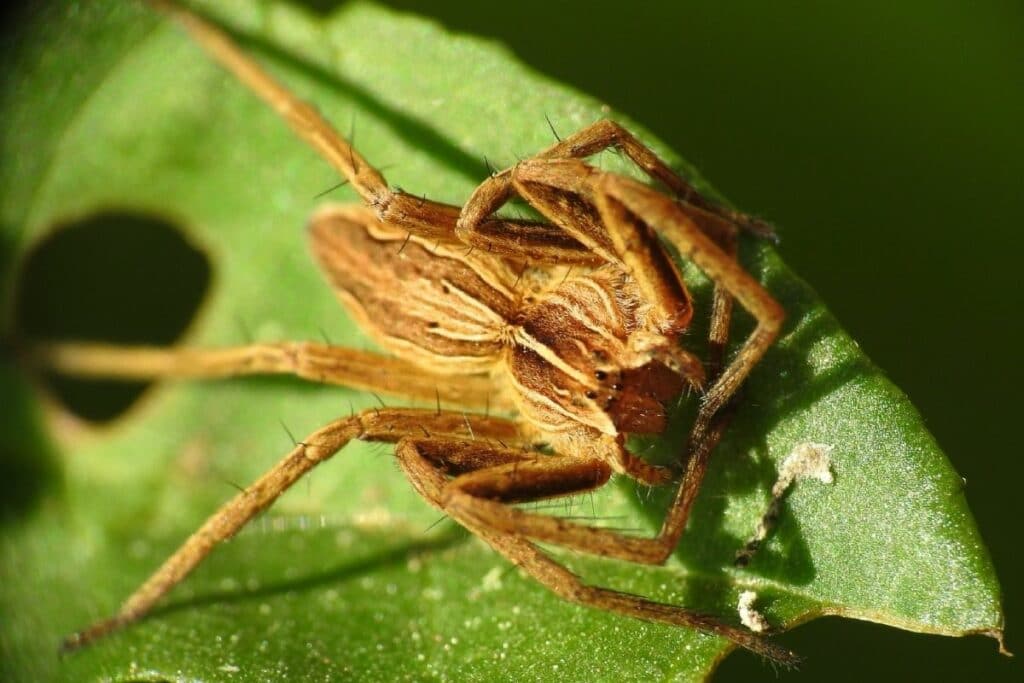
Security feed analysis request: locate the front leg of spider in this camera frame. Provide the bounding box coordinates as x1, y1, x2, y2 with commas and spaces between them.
457, 154, 783, 557
450, 151, 787, 658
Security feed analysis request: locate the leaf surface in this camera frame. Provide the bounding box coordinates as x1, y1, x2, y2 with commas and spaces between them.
0, 2, 1003, 681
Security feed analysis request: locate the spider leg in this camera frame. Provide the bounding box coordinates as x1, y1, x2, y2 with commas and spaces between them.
469, 117, 752, 386
597, 170, 783, 551
472, 160, 781, 562
461, 159, 740, 377
150, 0, 598, 265
536, 118, 775, 241
706, 228, 738, 378
60, 408, 521, 652
396, 438, 798, 665
429, 422, 732, 567
505, 159, 697, 333
539, 122, 747, 376
460, 119, 758, 266
504, 158, 781, 417
597, 172, 784, 423
29, 341, 503, 410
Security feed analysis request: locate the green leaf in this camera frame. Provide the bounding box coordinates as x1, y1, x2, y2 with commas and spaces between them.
0, 1, 1004, 681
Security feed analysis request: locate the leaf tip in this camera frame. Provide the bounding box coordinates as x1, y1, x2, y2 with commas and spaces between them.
989, 628, 1012, 657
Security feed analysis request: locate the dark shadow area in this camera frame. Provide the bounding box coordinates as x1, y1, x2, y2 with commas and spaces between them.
719, 614, 1016, 682
0, 229, 61, 525
14, 211, 211, 422
620, 249, 869, 616
0, 362, 60, 526
0, 3, 35, 33
150, 525, 467, 617
291, 0, 347, 15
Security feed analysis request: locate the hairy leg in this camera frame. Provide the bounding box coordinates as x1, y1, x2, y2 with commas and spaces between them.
61, 408, 520, 651
395, 438, 798, 665
457, 162, 784, 565
459, 119, 761, 261
30, 341, 503, 410
598, 173, 784, 420
148, 1, 597, 264
534, 118, 775, 239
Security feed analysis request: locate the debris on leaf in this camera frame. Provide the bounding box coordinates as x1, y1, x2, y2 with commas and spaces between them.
735, 442, 835, 567
737, 590, 769, 633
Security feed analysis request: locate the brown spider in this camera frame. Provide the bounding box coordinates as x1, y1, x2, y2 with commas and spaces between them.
42, 0, 791, 664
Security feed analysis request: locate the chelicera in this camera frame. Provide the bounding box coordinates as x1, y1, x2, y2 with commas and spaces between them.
44, 0, 791, 664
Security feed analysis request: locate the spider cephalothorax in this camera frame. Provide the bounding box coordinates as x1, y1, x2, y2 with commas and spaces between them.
312, 196, 705, 485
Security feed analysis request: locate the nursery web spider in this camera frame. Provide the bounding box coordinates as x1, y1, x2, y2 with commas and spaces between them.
40, 0, 791, 664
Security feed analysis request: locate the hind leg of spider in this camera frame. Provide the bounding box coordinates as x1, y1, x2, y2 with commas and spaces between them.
60, 409, 521, 652
395, 438, 799, 665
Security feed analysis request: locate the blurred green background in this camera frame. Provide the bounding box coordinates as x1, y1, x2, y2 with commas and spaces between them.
2, 1, 1019, 680
372, 0, 1023, 680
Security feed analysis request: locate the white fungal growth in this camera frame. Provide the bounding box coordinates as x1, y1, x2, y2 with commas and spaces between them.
737, 590, 769, 633
735, 442, 835, 567
774, 442, 835, 495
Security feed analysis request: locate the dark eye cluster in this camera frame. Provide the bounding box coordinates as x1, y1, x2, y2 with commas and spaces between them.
588, 368, 626, 409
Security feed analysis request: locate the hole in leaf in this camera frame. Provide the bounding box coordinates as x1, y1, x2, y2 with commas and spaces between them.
15, 211, 211, 422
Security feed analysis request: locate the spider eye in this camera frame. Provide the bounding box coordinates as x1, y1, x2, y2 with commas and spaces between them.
594, 370, 608, 381
585, 390, 598, 399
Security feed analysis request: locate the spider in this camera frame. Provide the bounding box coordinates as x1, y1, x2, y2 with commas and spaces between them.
42, 0, 792, 664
